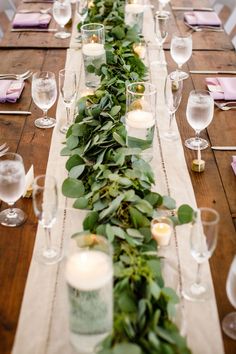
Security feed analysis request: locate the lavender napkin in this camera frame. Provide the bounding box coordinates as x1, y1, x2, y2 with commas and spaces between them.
231, 156, 236, 176
205, 77, 236, 100
0, 80, 25, 103
12, 13, 51, 29
184, 11, 222, 26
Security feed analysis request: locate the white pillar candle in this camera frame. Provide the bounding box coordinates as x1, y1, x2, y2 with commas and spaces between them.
133, 43, 146, 59
126, 110, 155, 129
152, 222, 172, 246
66, 250, 113, 291
82, 43, 105, 57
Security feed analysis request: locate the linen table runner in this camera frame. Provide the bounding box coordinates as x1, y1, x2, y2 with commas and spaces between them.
12, 6, 224, 354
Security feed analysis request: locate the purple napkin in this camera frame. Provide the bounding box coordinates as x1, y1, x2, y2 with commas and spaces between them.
12, 13, 51, 29
0, 80, 25, 103
205, 77, 236, 100
184, 11, 222, 26
231, 156, 236, 176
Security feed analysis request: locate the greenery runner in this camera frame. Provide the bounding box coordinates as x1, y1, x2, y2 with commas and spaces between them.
62, 1, 194, 353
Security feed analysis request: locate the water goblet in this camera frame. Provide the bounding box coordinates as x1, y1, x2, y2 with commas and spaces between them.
32, 175, 62, 265
0, 152, 26, 227
32, 71, 57, 129
59, 69, 77, 134
183, 207, 219, 301
162, 72, 183, 141
170, 34, 192, 80
222, 255, 236, 340
185, 90, 214, 150
53, 0, 72, 39
153, 11, 169, 64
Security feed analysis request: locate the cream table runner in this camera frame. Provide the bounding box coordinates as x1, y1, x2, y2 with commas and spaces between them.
12, 6, 224, 354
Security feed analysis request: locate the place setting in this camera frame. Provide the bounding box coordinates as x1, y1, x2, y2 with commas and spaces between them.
183, 9, 224, 32
11, 6, 54, 32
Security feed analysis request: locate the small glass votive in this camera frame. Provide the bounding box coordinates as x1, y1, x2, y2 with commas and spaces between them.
151, 216, 173, 248
133, 38, 146, 60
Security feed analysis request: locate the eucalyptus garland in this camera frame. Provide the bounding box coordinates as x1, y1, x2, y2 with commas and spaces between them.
62, 0, 193, 353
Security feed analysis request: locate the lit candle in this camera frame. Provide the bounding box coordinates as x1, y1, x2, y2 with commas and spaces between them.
126, 110, 155, 129
133, 42, 146, 59
90, 34, 99, 43
66, 250, 113, 291
82, 43, 105, 57
151, 222, 172, 246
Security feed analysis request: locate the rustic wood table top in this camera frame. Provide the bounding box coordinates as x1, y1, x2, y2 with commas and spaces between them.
0, 0, 236, 353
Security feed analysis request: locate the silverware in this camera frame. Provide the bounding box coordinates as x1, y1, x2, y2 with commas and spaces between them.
0, 143, 9, 155
0, 111, 31, 115
214, 101, 236, 111
184, 21, 224, 32
0, 70, 33, 81
172, 6, 213, 11
190, 70, 236, 74
211, 146, 236, 151
11, 28, 57, 32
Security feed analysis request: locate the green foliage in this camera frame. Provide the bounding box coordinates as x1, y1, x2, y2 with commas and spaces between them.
63, 0, 193, 353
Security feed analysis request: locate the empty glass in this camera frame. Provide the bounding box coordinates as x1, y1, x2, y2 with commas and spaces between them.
0, 152, 26, 227
125, 0, 145, 34
170, 34, 192, 80
222, 255, 236, 340
185, 90, 214, 150
163, 73, 183, 141
32, 175, 62, 265
76, 0, 88, 25
153, 11, 169, 64
183, 207, 219, 301
126, 82, 156, 162
53, 0, 72, 39
32, 71, 57, 129
59, 69, 77, 134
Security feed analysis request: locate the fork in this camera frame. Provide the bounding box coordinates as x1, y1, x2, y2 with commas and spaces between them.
184, 21, 224, 32
214, 101, 236, 110
0, 70, 33, 81
0, 143, 9, 156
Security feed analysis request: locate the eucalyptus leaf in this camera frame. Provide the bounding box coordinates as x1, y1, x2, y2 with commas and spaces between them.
62, 178, 84, 198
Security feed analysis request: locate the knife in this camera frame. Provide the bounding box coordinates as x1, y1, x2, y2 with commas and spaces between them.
211, 146, 236, 151
0, 111, 31, 115
172, 6, 213, 11
11, 28, 57, 32
190, 70, 236, 75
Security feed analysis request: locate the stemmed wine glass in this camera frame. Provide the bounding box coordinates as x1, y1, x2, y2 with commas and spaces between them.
0, 152, 26, 227
159, 0, 170, 13
222, 255, 236, 340
53, 0, 72, 39
32, 175, 62, 265
170, 34, 192, 80
76, 0, 88, 25
163, 73, 183, 141
32, 71, 57, 129
59, 69, 77, 134
183, 207, 219, 301
153, 11, 169, 64
185, 90, 214, 150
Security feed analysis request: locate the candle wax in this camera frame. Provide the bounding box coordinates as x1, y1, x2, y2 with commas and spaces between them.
126, 110, 155, 129
82, 43, 105, 57
152, 222, 172, 246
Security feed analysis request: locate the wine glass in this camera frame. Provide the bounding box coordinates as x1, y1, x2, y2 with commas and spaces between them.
222, 255, 236, 340
159, 0, 170, 13
185, 90, 214, 150
183, 207, 219, 301
170, 34, 192, 80
0, 152, 26, 227
32, 175, 62, 265
153, 11, 169, 64
162, 73, 183, 141
59, 69, 77, 134
76, 0, 88, 25
53, 0, 71, 39
32, 71, 57, 129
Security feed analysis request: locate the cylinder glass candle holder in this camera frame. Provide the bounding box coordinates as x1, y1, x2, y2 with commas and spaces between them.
65, 234, 113, 354
151, 216, 173, 248
125, 82, 156, 162
81, 23, 106, 88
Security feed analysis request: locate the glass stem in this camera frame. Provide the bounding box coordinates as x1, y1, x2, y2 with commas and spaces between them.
60, 24, 65, 32
66, 106, 71, 127
43, 109, 48, 122
195, 263, 202, 285
7, 202, 16, 217
168, 112, 175, 133
195, 130, 201, 141
44, 227, 52, 252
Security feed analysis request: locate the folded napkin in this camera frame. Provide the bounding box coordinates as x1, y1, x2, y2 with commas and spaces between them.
231, 156, 236, 176
12, 13, 51, 29
205, 77, 236, 100
0, 80, 25, 103
184, 11, 222, 26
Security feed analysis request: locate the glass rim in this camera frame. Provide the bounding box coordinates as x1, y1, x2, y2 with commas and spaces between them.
33, 174, 57, 188
155, 11, 170, 19
172, 33, 192, 39
81, 23, 104, 32
33, 71, 55, 78
70, 233, 113, 256
126, 82, 157, 96
197, 207, 220, 225
189, 89, 213, 99
0, 152, 23, 162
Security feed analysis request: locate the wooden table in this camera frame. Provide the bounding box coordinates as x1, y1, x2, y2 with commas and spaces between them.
0, 0, 236, 353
